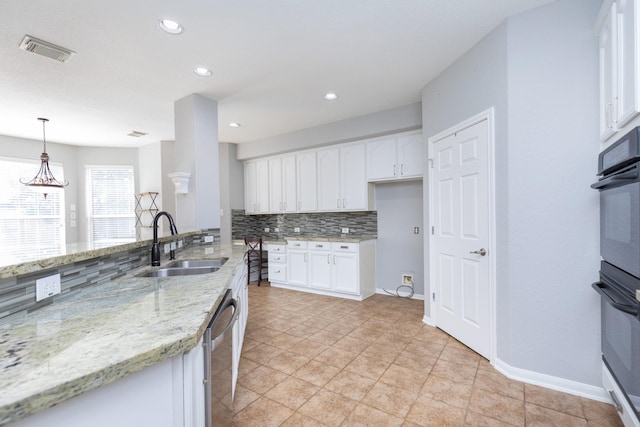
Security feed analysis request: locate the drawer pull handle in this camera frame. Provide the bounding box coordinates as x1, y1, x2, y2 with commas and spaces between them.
341, 245, 348, 249
316, 244, 323, 248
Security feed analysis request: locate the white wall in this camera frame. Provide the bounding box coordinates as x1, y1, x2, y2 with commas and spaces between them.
374, 181, 424, 297
422, 0, 601, 390
138, 142, 164, 240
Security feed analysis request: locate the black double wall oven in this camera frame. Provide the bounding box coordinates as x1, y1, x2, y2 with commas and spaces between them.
592, 126, 640, 423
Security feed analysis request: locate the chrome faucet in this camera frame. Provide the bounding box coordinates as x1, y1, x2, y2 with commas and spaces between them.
151, 211, 178, 266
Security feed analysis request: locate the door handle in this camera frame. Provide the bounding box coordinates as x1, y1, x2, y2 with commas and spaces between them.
470, 248, 487, 256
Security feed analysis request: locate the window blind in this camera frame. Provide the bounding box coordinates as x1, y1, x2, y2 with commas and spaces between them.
0, 157, 65, 265
86, 166, 136, 247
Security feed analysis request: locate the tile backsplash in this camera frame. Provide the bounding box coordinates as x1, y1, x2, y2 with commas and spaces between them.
232, 210, 377, 241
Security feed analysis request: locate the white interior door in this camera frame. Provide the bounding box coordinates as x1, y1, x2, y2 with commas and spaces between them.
430, 117, 491, 359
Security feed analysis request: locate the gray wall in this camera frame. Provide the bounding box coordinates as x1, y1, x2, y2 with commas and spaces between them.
236, 102, 422, 160
219, 143, 245, 245
374, 181, 424, 297
422, 0, 601, 387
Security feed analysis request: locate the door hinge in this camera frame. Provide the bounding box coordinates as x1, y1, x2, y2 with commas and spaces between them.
432, 292, 436, 301
431, 226, 435, 235
428, 158, 434, 168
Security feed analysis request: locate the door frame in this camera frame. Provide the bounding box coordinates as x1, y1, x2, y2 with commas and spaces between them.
426, 107, 497, 364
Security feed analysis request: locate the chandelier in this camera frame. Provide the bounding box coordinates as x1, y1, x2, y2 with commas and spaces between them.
20, 118, 68, 198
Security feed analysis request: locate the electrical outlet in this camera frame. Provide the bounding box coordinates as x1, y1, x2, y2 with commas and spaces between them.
341, 227, 349, 234
264, 227, 270, 232
36, 274, 61, 302
164, 243, 170, 254
401, 274, 414, 287
178, 240, 183, 248
274, 227, 280, 232
205, 247, 214, 255
170, 242, 177, 250
294, 227, 301, 233
204, 236, 214, 243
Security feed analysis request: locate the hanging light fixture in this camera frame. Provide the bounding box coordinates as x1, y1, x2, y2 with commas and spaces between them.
20, 118, 68, 198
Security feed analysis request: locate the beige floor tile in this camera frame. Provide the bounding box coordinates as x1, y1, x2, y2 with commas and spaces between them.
237, 365, 289, 394
379, 363, 430, 394
525, 383, 585, 418
293, 359, 341, 386
333, 335, 372, 354
233, 396, 294, 427
404, 339, 446, 358
288, 338, 330, 358
342, 403, 404, 427
467, 388, 525, 426
308, 328, 343, 346
324, 370, 377, 401
375, 331, 414, 349
281, 412, 328, 427
580, 397, 624, 426
348, 325, 386, 341
394, 349, 437, 373
287, 322, 323, 338
525, 402, 588, 426
299, 389, 358, 427
237, 356, 260, 378
323, 321, 357, 336
473, 366, 524, 401
245, 326, 282, 343
241, 342, 284, 365
430, 358, 478, 386
263, 350, 310, 375
405, 395, 467, 426
344, 354, 393, 381
232, 385, 261, 414
419, 374, 473, 409
362, 381, 418, 419
464, 410, 514, 426
361, 342, 402, 363
264, 376, 320, 410
314, 347, 359, 369
267, 332, 304, 351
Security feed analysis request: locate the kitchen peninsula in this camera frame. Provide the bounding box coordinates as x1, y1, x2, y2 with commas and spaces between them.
0, 233, 247, 426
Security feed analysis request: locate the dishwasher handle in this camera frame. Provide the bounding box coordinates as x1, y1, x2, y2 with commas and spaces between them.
210, 298, 238, 351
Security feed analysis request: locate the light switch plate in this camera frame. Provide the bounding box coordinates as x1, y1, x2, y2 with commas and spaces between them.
341, 227, 349, 234
36, 274, 61, 302
178, 240, 183, 248
170, 242, 177, 250
637, 289, 640, 302
164, 243, 170, 254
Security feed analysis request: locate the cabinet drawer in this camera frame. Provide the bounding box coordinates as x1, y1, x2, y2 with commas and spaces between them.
268, 253, 287, 264
269, 265, 287, 282
287, 240, 308, 250
308, 241, 331, 251
331, 242, 358, 253
267, 244, 286, 253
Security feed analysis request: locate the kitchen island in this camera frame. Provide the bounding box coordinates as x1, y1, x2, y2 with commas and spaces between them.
0, 241, 247, 426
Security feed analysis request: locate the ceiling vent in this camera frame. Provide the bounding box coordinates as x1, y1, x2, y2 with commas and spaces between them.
19, 35, 75, 63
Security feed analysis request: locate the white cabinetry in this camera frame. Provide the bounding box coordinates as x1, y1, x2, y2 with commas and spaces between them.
308, 241, 332, 290
230, 261, 248, 397
317, 144, 368, 211
267, 244, 287, 283
244, 159, 269, 214
268, 156, 297, 213
366, 132, 423, 181
598, 0, 640, 142
273, 239, 376, 300
296, 152, 317, 211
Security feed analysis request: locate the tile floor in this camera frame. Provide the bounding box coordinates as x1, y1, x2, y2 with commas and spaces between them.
232, 284, 623, 426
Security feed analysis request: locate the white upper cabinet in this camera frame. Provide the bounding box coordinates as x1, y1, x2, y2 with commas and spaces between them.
598, 0, 640, 142
244, 159, 269, 214
317, 148, 341, 210
366, 132, 423, 181
297, 151, 317, 211
244, 161, 257, 214
282, 156, 297, 213
268, 158, 283, 212
317, 144, 368, 211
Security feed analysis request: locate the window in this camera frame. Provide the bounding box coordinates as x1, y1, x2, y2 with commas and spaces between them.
86, 166, 136, 247
0, 157, 66, 265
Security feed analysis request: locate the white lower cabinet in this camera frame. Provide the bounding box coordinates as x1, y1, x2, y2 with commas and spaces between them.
271, 239, 375, 300
267, 244, 287, 283
231, 261, 248, 398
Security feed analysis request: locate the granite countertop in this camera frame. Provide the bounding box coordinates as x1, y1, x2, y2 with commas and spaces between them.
234, 235, 377, 246
0, 243, 246, 426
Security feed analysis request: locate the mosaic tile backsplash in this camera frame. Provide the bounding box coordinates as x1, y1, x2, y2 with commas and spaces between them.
0, 229, 220, 320
232, 210, 377, 241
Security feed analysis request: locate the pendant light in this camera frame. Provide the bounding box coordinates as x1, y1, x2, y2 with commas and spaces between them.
20, 118, 68, 198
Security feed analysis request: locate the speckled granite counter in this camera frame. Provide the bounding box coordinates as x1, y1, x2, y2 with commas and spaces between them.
0, 243, 246, 426
233, 235, 376, 246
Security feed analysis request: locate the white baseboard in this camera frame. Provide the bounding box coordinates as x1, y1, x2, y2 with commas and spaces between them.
375, 288, 424, 300
422, 315, 435, 326
493, 358, 611, 403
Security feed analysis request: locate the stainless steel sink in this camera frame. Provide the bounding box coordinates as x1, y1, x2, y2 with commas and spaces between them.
166, 258, 228, 268
137, 266, 220, 277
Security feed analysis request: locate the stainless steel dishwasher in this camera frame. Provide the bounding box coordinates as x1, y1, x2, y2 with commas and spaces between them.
204, 289, 238, 427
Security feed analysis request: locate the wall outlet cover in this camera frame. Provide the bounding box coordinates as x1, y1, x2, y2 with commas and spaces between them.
402, 274, 414, 286
205, 247, 214, 255
274, 227, 280, 232
264, 227, 270, 232
36, 274, 61, 302
341, 227, 349, 234
178, 240, 183, 248
294, 227, 301, 233
170, 242, 177, 250
204, 236, 214, 243
164, 243, 170, 254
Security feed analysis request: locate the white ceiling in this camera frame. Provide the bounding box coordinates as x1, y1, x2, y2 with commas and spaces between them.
0, 0, 553, 148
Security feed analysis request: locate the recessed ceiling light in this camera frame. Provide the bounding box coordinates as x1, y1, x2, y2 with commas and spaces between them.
193, 67, 212, 77
324, 92, 338, 101
229, 122, 241, 128
157, 19, 183, 35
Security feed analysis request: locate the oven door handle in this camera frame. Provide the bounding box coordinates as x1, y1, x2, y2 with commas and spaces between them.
592, 281, 638, 315
590, 169, 638, 190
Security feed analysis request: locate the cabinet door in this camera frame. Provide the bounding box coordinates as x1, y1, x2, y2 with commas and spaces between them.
244, 161, 257, 214
616, 0, 640, 127
297, 152, 317, 211
397, 133, 423, 178
255, 159, 270, 213
288, 250, 308, 286
366, 137, 397, 180
332, 252, 359, 295
268, 158, 283, 212
317, 148, 341, 210
308, 250, 332, 290
340, 143, 367, 210
600, 2, 618, 141
282, 156, 297, 213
